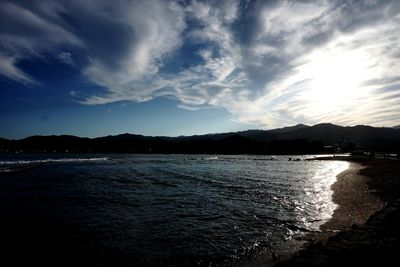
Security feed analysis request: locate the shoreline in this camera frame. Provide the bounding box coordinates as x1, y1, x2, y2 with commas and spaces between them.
277, 156, 400, 266
243, 156, 399, 267
240, 158, 380, 266
306, 162, 383, 244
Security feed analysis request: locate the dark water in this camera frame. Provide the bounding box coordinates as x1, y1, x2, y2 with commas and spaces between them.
0, 154, 348, 266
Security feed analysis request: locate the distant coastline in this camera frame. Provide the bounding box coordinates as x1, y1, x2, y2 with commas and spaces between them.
1, 123, 400, 155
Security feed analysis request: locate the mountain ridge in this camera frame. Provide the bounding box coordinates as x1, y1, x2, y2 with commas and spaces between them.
1, 124, 399, 154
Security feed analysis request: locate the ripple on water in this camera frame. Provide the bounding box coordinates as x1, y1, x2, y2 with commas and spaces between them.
0, 154, 348, 266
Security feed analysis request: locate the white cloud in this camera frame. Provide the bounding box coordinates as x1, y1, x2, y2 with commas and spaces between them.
0, 54, 35, 84
77, 0, 400, 128
2, 0, 400, 129
81, 0, 187, 103
82, 0, 246, 110
247, 9, 400, 126
58, 52, 74, 66
222, 0, 400, 129
0, 1, 81, 83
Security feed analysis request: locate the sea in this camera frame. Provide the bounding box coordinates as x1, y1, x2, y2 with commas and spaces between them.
0, 154, 348, 266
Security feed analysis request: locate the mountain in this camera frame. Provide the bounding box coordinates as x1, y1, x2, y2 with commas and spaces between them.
92, 134, 173, 153
269, 124, 310, 134
0, 138, 11, 151
235, 129, 277, 142
166, 129, 278, 143
278, 123, 400, 150
394, 125, 400, 129
1, 124, 400, 154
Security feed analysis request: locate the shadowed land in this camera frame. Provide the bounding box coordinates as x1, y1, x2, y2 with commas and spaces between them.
1, 123, 400, 155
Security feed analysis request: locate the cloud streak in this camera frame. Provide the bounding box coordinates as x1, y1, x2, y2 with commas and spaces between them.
1, 0, 400, 128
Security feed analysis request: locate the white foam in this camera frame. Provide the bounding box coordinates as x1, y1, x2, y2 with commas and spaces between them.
0, 157, 109, 165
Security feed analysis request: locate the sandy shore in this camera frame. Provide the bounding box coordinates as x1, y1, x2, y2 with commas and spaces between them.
241, 158, 387, 267
308, 162, 383, 243
278, 157, 400, 266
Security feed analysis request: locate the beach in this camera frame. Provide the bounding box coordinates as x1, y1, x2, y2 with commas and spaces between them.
278, 157, 400, 266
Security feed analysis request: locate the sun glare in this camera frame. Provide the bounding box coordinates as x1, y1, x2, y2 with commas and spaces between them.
299, 48, 375, 113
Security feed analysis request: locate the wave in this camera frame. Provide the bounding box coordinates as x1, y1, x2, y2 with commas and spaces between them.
0, 157, 108, 165
0, 157, 108, 173
193, 156, 219, 161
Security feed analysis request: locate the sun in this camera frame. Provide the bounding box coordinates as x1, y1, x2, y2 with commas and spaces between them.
299, 48, 375, 113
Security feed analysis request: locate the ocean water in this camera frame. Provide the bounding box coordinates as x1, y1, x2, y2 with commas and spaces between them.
0, 154, 348, 266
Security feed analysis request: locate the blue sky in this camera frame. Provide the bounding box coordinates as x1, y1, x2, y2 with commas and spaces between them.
1, 0, 400, 139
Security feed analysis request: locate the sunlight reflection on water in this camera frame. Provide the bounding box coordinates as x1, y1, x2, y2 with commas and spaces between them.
303, 161, 349, 230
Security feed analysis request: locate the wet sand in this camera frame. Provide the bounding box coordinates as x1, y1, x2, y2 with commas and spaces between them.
278, 157, 400, 266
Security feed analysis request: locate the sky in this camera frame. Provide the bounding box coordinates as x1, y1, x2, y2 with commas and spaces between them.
1, 0, 400, 139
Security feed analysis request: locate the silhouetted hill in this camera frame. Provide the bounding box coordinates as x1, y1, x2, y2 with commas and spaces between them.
278, 123, 343, 142
270, 124, 310, 134
173, 134, 268, 154
278, 123, 400, 151
15, 135, 92, 153
0, 138, 11, 151
236, 129, 277, 142
168, 130, 277, 143
169, 132, 237, 142
1, 123, 399, 154
92, 134, 173, 153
